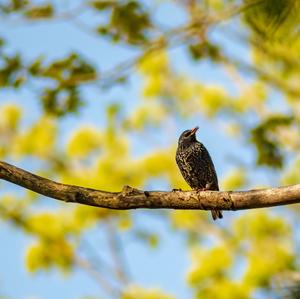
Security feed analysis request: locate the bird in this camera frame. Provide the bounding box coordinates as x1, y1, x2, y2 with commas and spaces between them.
175, 126, 222, 220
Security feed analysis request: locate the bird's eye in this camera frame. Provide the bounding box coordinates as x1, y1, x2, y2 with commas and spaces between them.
184, 132, 190, 137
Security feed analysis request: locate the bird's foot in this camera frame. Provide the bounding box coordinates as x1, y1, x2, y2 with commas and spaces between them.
196, 182, 213, 192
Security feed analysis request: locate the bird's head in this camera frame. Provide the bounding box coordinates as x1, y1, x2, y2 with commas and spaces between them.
178, 126, 199, 147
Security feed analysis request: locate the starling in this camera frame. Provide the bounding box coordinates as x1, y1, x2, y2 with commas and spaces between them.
176, 126, 222, 220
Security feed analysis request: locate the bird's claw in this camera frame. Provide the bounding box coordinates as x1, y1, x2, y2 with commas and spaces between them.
196, 182, 213, 192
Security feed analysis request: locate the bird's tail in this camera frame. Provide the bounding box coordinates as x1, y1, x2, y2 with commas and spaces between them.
211, 210, 223, 221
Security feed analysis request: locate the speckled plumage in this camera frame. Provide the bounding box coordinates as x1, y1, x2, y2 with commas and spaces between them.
176, 127, 222, 220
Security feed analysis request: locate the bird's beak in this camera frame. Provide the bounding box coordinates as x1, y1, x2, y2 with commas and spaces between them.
190, 126, 199, 135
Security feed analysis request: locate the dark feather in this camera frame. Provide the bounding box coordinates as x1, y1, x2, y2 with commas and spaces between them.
176, 129, 222, 220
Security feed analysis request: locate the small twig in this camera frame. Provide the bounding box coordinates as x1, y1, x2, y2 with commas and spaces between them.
74, 256, 120, 298
80, 236, 118, 279
106, 220, 130, 285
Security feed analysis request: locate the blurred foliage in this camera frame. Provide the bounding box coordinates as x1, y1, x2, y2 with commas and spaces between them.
1, 0, 300, 299
122, 286, 174, 299
251, 115, 293, 168
243, 0, 300, 41
92, 0, 151, 45
221, 168, 246, 190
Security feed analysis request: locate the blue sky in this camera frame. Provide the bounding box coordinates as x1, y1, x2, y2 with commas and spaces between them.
0, 2, 275, 299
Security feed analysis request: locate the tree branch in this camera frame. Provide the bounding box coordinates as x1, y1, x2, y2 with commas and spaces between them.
0, 160, 300, 211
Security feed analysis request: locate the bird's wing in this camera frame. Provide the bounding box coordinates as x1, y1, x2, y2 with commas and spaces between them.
191, 142, 219, 190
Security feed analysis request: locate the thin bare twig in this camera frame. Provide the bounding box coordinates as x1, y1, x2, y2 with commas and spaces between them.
74, 256, 120, 298
106, 220, 130, 285
80, 236, 118, 280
